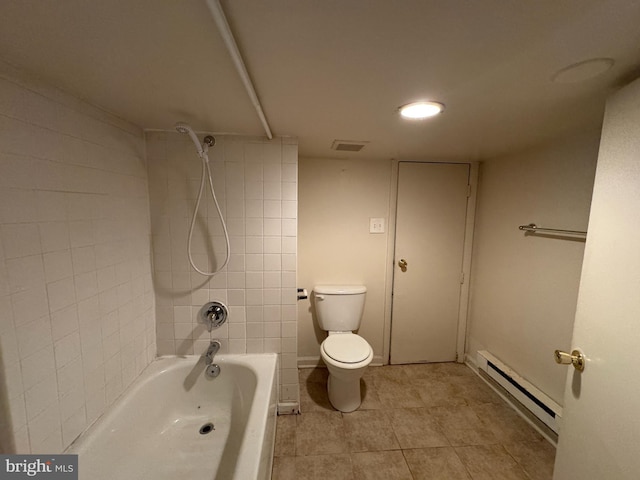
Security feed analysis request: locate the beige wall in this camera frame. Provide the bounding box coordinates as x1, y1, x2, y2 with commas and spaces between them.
298, 157, 392, 364
467, 131, 599, 405
0, 60, 154, 453
299, 134, 598, 405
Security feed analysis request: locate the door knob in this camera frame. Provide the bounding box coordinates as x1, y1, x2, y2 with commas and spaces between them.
554, 349, 585, 372
398, 259, 407, 272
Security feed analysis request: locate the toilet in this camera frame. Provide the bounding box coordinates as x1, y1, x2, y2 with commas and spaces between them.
314, 285, 373, 412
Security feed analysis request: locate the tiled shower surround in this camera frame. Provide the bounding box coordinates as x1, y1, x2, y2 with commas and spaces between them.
0, 61, 155, 453
0, 60, 299, 455
145, 132, 300, 406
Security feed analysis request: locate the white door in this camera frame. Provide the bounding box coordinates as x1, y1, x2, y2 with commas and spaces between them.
390, 162, 470, 364
553, 78, 640, 478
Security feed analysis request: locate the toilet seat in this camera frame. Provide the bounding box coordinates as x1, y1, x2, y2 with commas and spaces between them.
322, 333, 371, 364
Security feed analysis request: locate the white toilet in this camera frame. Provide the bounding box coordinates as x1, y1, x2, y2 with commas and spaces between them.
314, 285, 373, 412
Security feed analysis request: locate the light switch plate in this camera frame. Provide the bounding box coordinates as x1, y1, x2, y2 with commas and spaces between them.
369, 217, 385, 233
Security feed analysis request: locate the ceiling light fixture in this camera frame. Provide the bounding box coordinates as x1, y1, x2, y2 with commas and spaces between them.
399, 101, 444, 119
551, 58, 615, 84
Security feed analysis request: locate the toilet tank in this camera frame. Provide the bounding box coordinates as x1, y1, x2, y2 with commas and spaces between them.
313, 285, 367, 332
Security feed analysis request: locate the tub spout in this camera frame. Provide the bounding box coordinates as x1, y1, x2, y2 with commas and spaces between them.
205, 339, 221, 365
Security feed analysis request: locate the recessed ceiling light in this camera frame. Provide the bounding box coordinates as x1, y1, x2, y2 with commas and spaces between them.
399, 101, 445, 119
551, 58, 615, 84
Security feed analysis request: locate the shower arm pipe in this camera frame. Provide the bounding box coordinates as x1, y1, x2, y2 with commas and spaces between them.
206, 0, 273, 140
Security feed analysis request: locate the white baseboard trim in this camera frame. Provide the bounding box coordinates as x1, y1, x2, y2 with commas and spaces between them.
464, 352, 478, 370
371, 355, 384, 366
467, 351, 559, 446
297, 356, 323, 368
277, 402, 300, 415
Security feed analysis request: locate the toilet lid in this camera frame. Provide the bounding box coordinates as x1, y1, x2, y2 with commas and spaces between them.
322, 334, 371, 364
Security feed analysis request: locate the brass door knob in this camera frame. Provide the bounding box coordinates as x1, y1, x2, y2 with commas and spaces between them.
554, 349, 585, 372
398, 259, 407, 272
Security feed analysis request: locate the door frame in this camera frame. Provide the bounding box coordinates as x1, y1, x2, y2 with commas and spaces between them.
382, 159, 479, 364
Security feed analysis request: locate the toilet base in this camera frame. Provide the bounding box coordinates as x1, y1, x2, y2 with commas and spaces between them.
327, 374, 362, 413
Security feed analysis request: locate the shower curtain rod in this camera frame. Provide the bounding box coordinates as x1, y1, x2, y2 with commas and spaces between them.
519, 223, 587, 237
206, 0, 273, 140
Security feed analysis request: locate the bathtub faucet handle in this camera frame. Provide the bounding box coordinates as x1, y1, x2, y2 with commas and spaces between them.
205, 339, 221, 365
200, 301, 229, 332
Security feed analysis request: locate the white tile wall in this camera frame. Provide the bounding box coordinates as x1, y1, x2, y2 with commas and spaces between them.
146, 132, 299, 404
0, 61, 155, 453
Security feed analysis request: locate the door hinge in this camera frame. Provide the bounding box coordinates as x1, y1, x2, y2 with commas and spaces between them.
460, 272, 465, 284
467, 184, 472, 198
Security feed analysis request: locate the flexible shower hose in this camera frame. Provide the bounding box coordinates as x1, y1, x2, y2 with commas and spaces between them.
187, 151, 230, 276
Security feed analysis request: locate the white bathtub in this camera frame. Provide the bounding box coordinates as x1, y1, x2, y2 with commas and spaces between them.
66, 354, 278, 480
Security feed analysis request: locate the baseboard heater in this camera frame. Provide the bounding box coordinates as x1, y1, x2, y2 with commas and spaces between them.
477, 350, 562, 434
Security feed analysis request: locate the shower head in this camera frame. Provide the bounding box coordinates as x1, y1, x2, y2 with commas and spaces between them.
174, 122, 190, 134
174, 122, 204, 156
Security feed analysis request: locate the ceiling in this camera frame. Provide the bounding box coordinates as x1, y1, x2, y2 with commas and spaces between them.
1, 0, 640, 161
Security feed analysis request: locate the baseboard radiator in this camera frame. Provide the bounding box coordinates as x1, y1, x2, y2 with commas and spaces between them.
477, 350, 562, 434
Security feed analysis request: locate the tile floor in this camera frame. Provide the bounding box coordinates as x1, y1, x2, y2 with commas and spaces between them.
272, 363, 556, 480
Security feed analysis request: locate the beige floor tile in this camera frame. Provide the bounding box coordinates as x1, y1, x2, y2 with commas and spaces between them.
429, 405, 497, 446
438, 363, 476, 377
343, 409, 400, 452
371, 365, 413, 384
503, 439, 556, 480
296, 454, 355, 480
375, 377, 424, 409
272, 456, 296, 480
413, 377, 468, 408
299, 380, 334, 412
401, 363, 447, 380
403, 447, 472, 480
472, 402, 544, 444
272, 454, 355, 480
359, 377, 383, 410
388, 408, 449, 449
455, 444, 530, 480
362, 365, 379, 381
275, 414, 297, 457
449, 375, 503, 405
351, 450, 414, 480
402, 362, 476, 380
294, 363, 553, 480
296, 411, 347, 456
299, 367, 328, 385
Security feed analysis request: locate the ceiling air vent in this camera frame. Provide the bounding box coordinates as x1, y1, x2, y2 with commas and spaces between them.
331, 140, 369, 152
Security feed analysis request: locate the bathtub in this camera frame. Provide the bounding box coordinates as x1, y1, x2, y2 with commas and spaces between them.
66, 354, 278, 480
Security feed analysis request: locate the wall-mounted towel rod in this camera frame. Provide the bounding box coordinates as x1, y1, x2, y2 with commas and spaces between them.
519, 223, 587, 237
